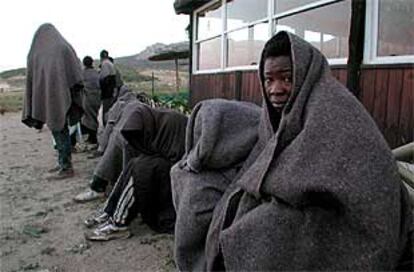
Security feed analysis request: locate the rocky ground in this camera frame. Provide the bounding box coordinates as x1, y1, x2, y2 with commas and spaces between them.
0, 112, 175, 272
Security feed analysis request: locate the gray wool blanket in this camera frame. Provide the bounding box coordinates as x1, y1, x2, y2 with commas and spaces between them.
205, 31, 413, 271
99, 59, 116, 79
98, 89, 136, 153
94, 130, 133, 184
120, 104, 188, 163
23, 23, 83, 131
171, 99, 261, 271
95, 100, 150, 183
81, 68, 101, 131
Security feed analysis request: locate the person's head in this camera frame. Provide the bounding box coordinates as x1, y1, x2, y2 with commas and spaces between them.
100, 49, 109, 60
262, 33, 292, 112
82, 56, 94, 68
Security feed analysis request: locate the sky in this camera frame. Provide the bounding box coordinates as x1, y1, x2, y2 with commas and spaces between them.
0, 0, 189, 72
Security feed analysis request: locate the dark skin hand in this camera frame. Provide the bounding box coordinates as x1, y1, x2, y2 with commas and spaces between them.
263, 55, 293, 112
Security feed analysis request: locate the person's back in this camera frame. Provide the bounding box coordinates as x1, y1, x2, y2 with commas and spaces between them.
81, 56, 100, 144
172, 99, 261, 271
99, 50, 117, 126
23, 23, 83, 180
83, 106, 188, 241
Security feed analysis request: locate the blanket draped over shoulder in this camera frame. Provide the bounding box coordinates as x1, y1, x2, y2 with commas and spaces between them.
171, 99, 261, 271
95, 100, 149, 183
120, 105, 188, 163
98, 89, 136, 153
23, 23, 83, 131
82, 68, 101, 131
205, 31, 413, 271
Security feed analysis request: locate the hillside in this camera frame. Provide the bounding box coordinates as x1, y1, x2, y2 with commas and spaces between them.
0, 41, 189, 94
115, 41, 189, 71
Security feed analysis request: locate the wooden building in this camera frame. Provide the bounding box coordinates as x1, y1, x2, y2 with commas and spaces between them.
174, 0, 413, 148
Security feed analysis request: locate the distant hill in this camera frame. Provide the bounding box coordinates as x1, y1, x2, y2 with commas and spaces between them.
0, 68, 26, 79
0, 41, 189, 79
0, 41, 190, 93
115, 41, 189, 71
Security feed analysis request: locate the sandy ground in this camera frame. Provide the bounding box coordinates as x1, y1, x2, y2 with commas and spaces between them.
0, 112, 175, 272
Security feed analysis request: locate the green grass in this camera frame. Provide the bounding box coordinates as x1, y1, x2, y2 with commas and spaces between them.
152, 90, 190, 114
0, 88, 190, 114
0, 91, 23, 113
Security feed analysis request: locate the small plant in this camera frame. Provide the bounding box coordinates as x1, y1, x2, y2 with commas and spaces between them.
151, 91, 190, 114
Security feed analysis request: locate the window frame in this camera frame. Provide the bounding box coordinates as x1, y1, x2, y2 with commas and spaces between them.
194, 0, 414, 74
272, 0, 348, 65
364, 0, 414, 65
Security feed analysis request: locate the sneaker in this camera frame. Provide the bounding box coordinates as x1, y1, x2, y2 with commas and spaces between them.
72, 143, 88, 153
46, 168, 74, 180
85, 220, 131, 241
84, 210, 110, 228
74, 189, 105, 203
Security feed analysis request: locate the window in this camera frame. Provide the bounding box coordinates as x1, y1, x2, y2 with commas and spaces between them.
274, 1, 351, 60
274, 0, 318, 14
194, 0, 350, 72
193, 0, 413, 73
198, 37, 222, 70
365, 0, 414, 64
227, 0, 268, 30
225, 0, 268, 68
378, 0, 414, 57
227, 22, 268, 67
195, 1, 223, 71
196, 1, 222, 40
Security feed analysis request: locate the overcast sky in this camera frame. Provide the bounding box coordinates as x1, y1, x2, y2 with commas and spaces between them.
0, 0, 189, 72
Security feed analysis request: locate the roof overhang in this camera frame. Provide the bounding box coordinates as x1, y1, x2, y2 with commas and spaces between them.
174, 0, 211, 14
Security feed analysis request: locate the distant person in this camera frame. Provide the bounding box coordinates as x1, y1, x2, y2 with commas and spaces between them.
99, 50, 116, 126
108, 57, 124, 99
81, 56, 100, 145
22, 23, 83, 180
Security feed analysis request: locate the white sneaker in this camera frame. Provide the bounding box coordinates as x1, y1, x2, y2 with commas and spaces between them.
74, 189, 105, 203
85, 220, 131, 241
84, 210, 110, 228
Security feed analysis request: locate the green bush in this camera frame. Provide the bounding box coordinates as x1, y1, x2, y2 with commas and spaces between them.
152, 91, 190, 114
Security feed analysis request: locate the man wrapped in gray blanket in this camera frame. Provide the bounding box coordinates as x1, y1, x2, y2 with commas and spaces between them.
175, 31, 412, 271
171, 99, 261, 271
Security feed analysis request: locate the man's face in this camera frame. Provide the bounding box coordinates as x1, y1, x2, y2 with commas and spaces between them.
263, 56, 293, 111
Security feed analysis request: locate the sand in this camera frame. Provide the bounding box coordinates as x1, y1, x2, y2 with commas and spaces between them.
0, 112, 175, 272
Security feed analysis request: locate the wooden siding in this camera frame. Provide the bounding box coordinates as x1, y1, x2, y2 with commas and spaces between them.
190, 66, 413, 148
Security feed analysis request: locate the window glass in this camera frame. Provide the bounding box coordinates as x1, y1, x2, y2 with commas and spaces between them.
227, 22, 268, 67
377, 0, 414, 57
226, 0, 268, 30
274, 0, 318, 14
197, 37, 222, 70
196, 1, 222, 40
275, 0, 350, 59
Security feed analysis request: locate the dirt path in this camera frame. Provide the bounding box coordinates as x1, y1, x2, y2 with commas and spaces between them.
0, 112, 175, 272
